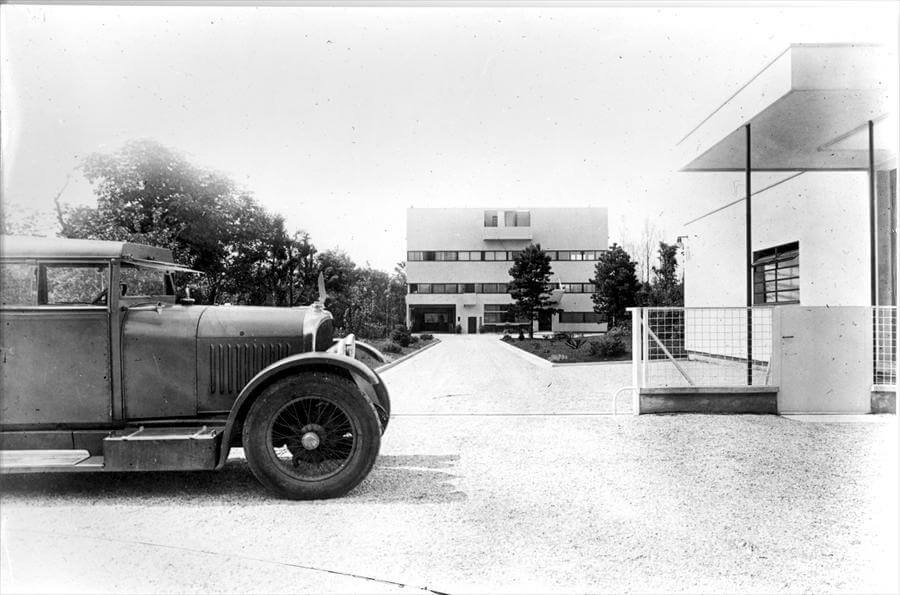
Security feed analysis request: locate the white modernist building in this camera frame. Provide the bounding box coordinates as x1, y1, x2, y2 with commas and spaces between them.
679, 44, 896, 309
406, 207, 608, 334
676, 43, 897, 414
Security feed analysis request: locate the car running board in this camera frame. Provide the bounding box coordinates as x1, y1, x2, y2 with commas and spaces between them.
0, 450, 103, 473
0, 426, 223, 474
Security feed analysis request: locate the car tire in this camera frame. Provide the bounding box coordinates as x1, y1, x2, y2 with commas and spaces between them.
243, 372, 381, 500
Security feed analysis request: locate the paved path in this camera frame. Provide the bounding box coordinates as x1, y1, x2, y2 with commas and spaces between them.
383, 334, 633, 415
1, 335, 897, 594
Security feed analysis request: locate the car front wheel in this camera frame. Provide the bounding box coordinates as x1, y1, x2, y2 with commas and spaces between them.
242, 372, 382, 500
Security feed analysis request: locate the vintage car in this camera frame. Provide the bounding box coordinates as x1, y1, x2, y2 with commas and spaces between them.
0, 235, 390, 499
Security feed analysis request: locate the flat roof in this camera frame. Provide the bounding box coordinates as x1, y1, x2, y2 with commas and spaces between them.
1, 235, 175, 262
678, 44, 895, 171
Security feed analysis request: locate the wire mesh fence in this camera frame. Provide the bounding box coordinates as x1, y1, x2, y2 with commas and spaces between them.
634, 307, 774, 388
873, 306, 897, 387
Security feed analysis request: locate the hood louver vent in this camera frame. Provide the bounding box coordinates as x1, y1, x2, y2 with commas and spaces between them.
208, 342, 292, 395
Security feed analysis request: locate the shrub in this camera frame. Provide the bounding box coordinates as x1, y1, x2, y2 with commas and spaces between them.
455, 324, 462, 334
419, 333, 434, 341
408, 335, 420, 345
552, 331, 570, 342
378, 340, 402, 354
390, 324, 412, 347
589, 334, 627, 358
565, 334, 586, 350
517, 329, 525, 341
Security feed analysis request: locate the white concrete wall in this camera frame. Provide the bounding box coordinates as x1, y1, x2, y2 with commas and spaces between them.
683, 171, 870, 307
406, 207, 608, 252
776, 306, 873, 413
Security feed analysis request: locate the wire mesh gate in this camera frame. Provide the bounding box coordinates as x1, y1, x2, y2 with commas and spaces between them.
630, 307, 775, 389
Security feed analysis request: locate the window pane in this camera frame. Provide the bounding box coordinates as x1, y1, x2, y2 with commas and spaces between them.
423, 251, 435, 261
546, 251, 557, 261
516, 211, 530, 226
557, 251, 570, 261
44, 265, 109, 305
484, 252, 496, 261
458, 251, 470, 261
409, 284, 418, 294
504, 211, 516, 226
484, 211, 498, 227
1, 263, 37, 306
471, 251, 483, 261
474, 284, 483, 293
120, 265, 169, 297
463, 283, 475, 293
419, 284, 431, 294
408, 251, 423, 261
778, 266, 799, 279
778, 290, 800, 302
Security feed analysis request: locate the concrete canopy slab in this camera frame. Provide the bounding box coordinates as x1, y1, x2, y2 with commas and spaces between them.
679, 44, 895, 172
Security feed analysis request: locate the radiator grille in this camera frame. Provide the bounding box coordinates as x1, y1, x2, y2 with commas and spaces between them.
208, 342, 292, 395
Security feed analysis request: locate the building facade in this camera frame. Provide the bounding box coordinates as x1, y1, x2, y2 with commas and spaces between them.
675, 43, 896, 414
679, 44, 896, 309
406, 207, 608, 334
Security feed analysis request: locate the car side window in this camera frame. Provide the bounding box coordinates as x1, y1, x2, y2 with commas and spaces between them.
0, 263, 38, 307
41, 264, 110, 306
120, 265, 171, 297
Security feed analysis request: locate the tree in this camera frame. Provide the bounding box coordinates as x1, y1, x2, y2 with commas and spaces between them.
648, 241, 683, 306
591, 243, 641, 328
56, 139, 312, 306
507, 243, 555, 339
317, 249, 358, 331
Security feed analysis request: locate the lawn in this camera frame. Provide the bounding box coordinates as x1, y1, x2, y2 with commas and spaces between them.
502, 333, 631, 363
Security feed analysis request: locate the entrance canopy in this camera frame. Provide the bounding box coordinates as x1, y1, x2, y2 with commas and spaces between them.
678, 44, 896, 172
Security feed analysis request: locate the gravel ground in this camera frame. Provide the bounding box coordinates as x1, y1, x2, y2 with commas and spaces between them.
1, 335, 897, 594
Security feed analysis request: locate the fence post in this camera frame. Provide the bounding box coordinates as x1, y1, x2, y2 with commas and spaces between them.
769, 307, 782, 395
641, 308, 649, 387
630, 308, 642, 414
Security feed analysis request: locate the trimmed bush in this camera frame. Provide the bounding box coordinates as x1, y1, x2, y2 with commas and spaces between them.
390, 324, 412, 347
378, 340, 402, 354
589, 334, 627, 358
419, 333, 434, 341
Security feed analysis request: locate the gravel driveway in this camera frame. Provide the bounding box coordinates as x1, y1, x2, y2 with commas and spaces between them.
2, 335, 897, 593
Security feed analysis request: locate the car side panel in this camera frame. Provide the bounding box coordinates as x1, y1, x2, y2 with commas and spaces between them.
0, 309, 111, 424
122, 306, 204, 419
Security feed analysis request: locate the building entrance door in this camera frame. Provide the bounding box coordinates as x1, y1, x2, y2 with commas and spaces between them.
467, 317, 477, 334
538, 310, 552, 332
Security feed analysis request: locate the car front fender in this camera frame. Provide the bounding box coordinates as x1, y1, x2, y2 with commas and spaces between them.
215, 352, 388, 469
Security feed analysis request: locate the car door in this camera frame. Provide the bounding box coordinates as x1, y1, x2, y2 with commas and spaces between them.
0, 260, 113, 425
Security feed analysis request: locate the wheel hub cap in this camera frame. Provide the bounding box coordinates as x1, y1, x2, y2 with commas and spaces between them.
301, 431, 320, 450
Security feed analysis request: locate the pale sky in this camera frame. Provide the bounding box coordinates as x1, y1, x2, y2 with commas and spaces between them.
2, 2, 897, 271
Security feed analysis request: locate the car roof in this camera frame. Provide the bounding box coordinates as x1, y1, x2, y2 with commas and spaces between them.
0, 235, 176, 263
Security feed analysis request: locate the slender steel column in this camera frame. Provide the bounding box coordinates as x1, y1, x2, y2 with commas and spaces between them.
746, 123, 753, 386
868, 120, 877, 306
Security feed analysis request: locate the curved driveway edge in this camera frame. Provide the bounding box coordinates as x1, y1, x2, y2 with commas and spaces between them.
375, 338, 441, 374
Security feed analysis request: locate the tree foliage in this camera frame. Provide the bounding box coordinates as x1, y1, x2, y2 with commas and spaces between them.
55, 139, 320, 305
48, 139, 408, 338
648, 241, 684, 306
508, 243, 555, 339
591, 243, 641, 328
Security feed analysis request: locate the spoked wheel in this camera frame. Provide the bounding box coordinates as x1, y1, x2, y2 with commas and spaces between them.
243, 372, 381, 500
